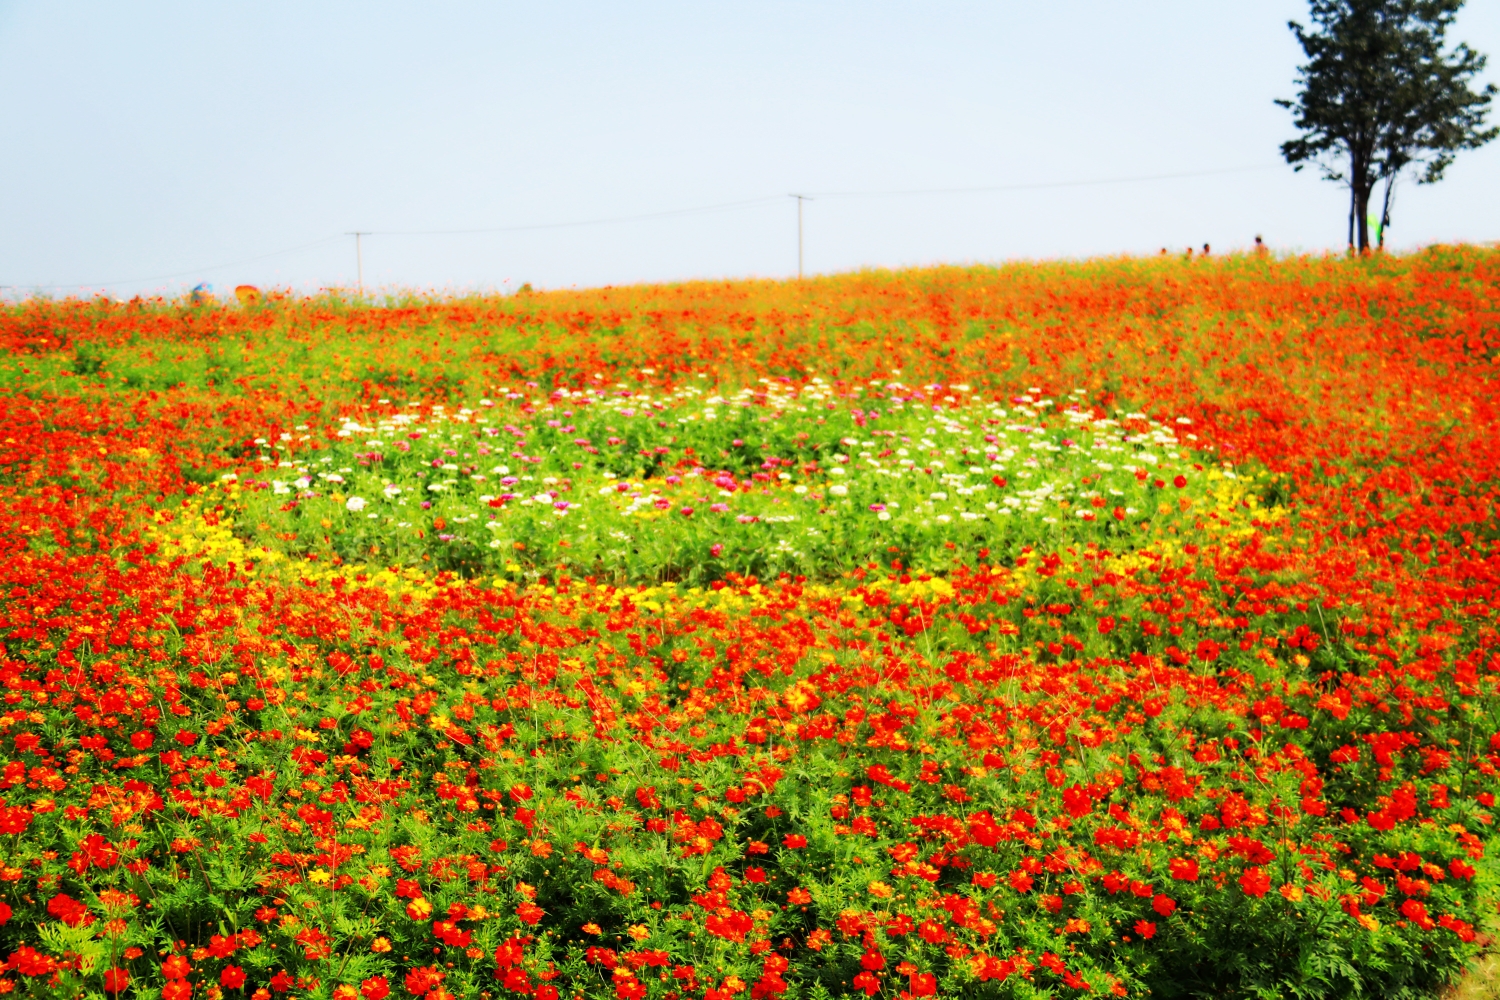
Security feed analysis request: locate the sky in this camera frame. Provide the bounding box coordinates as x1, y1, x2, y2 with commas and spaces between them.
1, 1, 1497, 298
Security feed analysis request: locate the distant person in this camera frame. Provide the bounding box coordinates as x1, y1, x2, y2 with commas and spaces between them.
1202, 243, 1211, 256
1254, 235, 1269, 256
189, 282, 212, 305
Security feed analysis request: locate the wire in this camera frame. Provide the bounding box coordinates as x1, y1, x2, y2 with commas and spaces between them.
7, 163, 1283, 293
808, 163, 1281, 199
19, 235, 348, 292
370, 195, 788, 236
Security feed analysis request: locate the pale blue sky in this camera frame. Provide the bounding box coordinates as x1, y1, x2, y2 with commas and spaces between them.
1, 1, 1497, 297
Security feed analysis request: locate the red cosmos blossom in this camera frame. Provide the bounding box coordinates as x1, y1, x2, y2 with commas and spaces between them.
162, 956, 191, 979
47, 893, 92, 927
163, 981, 193, 1000
221, 966, 247, 989
0, 903, 9, 925
7, 946, 57, 977
1239, 867, 1272, 898
910, 972, 937, 996
783, 834, 807, 849
130, 731, 154, 749
103, 967, 130, 993
1153, 894, 1178, 917
1401, 899, 1437, 930
361, 976, 391, 1000
1134, 920, 1157, 939
1168, 858, 1200, 881
404, 966, 445, 996
516, 902, 544, 926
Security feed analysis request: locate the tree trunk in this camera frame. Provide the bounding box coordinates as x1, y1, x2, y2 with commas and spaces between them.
1379, 173, 1396, 250
1355, 180, 1371, 253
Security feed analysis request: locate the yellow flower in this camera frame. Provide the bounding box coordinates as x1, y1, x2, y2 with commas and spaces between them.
308, 869, 331, 884
867, 881, 894, 899
371, 937, 392, 953
582, 923, 603, 936
627, 924, 650, 941
1279, 884, 1304, 902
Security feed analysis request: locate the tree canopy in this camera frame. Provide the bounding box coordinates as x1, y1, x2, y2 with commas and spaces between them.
1278, 0, 1496, 251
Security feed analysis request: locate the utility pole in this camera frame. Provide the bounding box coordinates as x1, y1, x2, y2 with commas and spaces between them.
346, 232, 369, 295
790, 195, 809, 279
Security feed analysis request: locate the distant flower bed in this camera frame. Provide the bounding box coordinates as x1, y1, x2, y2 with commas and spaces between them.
217, 382, 1238, 585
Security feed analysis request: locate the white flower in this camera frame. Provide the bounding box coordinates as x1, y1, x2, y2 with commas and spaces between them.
877, 511, 891, 521
829, 484, 848, 496
346, 496, 367, 512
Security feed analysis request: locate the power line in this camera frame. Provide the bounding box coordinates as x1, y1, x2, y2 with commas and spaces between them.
808, 163, 1280, 199
367, 195, 787, 236
17, 235, 347, 293
5, 163, 1285, 294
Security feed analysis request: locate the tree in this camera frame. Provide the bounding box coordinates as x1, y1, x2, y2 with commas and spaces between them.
1277, 0, 1496, 252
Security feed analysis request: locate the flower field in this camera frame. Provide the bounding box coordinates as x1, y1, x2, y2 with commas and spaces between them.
1, 247, 1499, 1000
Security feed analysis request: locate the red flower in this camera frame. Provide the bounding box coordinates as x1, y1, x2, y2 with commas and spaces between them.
0, 902, 9, 925
130, 731, 154, 749
1239, 867, 1271, 898
1134, 920, 1156, 939
221, 965, 247, 989
1168, 858, 1199, 881
404, 966, 445, 996
1152, 894, 1177, 917
47, 893, 92, 927
163, 981, 193, 1000
516, 901, 545, 926
103, 967, 130, 994
361, 976, 391, 1000
783, 834, 807, 849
